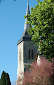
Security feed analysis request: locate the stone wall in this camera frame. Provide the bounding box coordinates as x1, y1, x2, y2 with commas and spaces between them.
23, 41, 38, 63
17, 41, 24, 79
17, 40, 38, 80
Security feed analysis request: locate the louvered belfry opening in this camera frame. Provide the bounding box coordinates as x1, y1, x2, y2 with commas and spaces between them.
31, 50, 33, 59
29, 49, 30, 59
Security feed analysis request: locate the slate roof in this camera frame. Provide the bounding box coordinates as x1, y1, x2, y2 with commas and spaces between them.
17, 1, 32, 45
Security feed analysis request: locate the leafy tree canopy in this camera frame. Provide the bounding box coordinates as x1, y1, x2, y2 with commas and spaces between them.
24, 0, 54, 62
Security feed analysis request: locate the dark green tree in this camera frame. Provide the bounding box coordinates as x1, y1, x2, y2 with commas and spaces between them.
5, 73, 11, 85
24, 0, 54, 62
0, 79, 2, 85
1, 71, 6, 85
0, 71, 11, 85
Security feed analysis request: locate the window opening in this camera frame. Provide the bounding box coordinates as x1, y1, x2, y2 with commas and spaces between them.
32, 50, 33, 59
29, 49, 30, 59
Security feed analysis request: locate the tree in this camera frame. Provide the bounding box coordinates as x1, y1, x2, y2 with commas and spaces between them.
24, 0, 54, 62
17, 57, 54, 85
1, 71, 6, 85
0, 79, 2, 85
5, 73, 11, 85
0, 71, 11, 85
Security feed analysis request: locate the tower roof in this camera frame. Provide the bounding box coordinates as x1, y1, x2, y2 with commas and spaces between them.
17, 1, 32, 45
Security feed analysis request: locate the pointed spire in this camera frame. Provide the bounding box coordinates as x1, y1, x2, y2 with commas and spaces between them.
26, 1, 30, 15
17, 1, 32, 45
23, 1, 30, 34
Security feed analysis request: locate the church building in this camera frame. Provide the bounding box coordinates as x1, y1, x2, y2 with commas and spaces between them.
17, 1, 38, 80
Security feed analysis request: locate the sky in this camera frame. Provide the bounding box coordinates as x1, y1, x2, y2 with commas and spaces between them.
0, 0, 43, 85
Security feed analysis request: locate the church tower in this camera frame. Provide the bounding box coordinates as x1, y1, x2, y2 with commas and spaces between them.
17, 1, 38, 80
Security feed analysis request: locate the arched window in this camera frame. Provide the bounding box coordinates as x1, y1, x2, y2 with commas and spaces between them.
29, 49, 30, 59
31, 50, 33, 59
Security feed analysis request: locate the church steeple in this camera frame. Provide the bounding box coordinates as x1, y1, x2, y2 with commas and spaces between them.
17, 2, 38, 83
23, 1, 30, 36
17, 1, 32, 45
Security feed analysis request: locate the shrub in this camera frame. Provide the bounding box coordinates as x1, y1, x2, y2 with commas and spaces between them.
16, 57, 54, 85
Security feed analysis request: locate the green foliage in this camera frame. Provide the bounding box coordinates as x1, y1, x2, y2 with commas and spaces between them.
24, 0, 54, 62
1, 71, 6, 85
27, 64, 31, 68
0, 79, 2, 85
0, 71, 11, 85
5, 73, 11, 85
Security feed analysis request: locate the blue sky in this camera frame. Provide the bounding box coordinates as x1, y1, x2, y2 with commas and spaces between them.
0, 0, 43, 85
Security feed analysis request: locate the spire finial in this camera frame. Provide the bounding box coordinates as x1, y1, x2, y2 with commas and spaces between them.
27, 1, 29, 4
27, 1, 29, 7
26, 1, 30, 15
